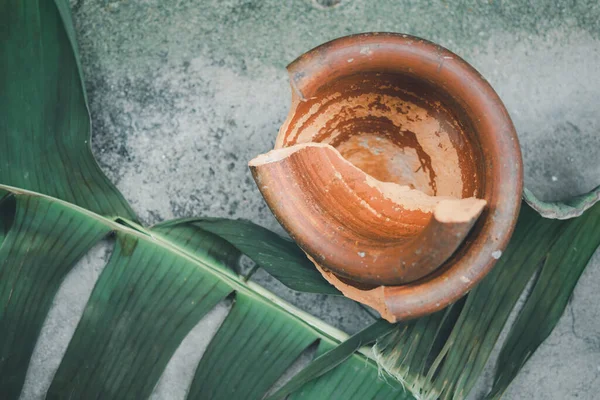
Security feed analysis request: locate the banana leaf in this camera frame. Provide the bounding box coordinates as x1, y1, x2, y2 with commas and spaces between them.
0, 185, 405, 399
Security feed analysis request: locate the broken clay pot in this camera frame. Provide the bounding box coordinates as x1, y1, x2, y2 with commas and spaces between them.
249, 33, 523, 322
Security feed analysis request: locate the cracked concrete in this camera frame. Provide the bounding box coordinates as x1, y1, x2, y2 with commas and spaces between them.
23, 1, 600, 399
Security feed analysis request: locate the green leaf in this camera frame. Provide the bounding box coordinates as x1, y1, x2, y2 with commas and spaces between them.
266, 319, 396, 400
153, 218, 340, 295
47, 231, 232, 399
150, 219, 243, 274
372, 301, 464, 394
0, 186, 402, 400
374, 201, 600, 399
0, 0, 136, 220
185, 292, 316, 400
0, 193, 112, 397
289, 341, 408, 400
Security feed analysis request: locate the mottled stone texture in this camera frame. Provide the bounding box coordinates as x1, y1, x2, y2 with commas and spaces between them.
26, 1, 600, 399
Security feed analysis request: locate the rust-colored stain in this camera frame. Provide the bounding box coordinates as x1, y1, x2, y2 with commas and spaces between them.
249, 33, 523, 322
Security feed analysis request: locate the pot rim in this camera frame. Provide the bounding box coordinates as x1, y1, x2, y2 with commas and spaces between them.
285, 32, 523, 319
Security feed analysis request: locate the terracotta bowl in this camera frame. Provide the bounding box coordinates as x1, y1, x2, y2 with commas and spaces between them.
250, 33, 523, 321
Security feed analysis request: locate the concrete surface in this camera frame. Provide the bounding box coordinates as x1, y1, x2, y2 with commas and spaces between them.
22, 0, 600, 399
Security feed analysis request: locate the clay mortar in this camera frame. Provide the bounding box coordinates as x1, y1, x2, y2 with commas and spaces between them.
250, 33, 523, 322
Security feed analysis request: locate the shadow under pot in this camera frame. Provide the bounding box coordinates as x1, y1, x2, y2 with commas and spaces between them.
250, 33, 523, 322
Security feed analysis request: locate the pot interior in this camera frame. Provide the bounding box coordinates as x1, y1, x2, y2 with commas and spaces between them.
280, 72, 484, 200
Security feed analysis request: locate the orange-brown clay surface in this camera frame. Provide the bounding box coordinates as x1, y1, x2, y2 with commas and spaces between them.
250, 33, 523, 322
250, 143, 486, 285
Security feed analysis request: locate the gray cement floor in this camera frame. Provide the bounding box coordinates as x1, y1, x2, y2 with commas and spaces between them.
23, 1, 600, 399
